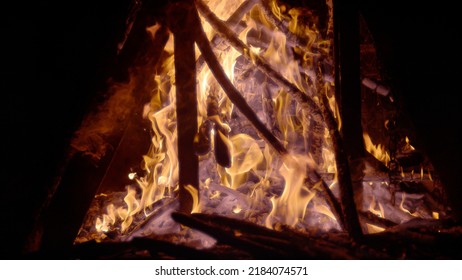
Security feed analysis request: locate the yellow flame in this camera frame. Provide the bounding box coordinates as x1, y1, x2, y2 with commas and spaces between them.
399, 193, 420, 218
363, 132, 390, 166
232, 205, 243, 214
185, 184, 200, 214
369, 195, 385, 218
366, 223, 385, 234
314, 203, 337, 221
220, 134, 264, 189
405, 136, 415, 151
128, 172, 136, 180
90, 0, 343, 239
265, 154, 316, 228
120, 187, 140, 232
146, 23, 161, 39
209, 190, 221, 199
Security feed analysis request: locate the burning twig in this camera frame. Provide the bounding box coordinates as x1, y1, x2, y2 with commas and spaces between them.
192, 5, 287, 155
196, 0, 258, 73
195, 0, 321, 114
306, 171, 345, 229
358, 210, 397, 229
123, 198, 179, 238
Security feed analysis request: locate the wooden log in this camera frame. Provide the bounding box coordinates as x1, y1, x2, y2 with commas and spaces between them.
191, 213, 356, 259
333, 0, 364, 156
171, 212, 289, 258
168, 1, 199, 213
315, 62, 363, 241
358, 210, 397, 228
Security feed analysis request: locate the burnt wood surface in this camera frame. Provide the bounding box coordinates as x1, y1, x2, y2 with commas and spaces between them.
169, 1, 200, 213
31, 213, 462, 259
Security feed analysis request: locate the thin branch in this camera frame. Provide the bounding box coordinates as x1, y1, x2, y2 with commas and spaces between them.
192, 6, 287, 155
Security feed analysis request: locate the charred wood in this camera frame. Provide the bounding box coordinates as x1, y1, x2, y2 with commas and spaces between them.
358, 210, 397, 228
315, 63, 363, 241
171, 212, 289, 258
168, 1, 200, 213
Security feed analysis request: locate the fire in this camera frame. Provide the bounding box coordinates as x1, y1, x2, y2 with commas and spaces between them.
368, 195, 385, 219
399, 193, 420, 218
265, 154, 317, 228
87, 0, 341, 240
363, 132, 390, 166
75, 0, 444, 246
366, 223, 385, 234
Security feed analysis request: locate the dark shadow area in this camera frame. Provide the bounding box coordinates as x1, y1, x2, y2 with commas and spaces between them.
360, 0, 462, 218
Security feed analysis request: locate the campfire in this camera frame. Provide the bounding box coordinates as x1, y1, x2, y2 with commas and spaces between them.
36, 0, 460, 259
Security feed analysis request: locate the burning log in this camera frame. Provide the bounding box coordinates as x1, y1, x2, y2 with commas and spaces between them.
167, 1, 199, 213
171, 212, 289, 258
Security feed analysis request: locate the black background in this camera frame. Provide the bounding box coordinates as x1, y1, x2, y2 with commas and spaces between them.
2, 0, 461, 257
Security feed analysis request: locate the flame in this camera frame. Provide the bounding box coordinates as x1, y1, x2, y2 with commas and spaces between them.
363, 132, 390, 166
232, 205, 243, 214
313, 203, 337, 221
185, 184, 201, 214
368, 195, 385, 218
366, 223, 385, 234
399, 193, 420, 218
265, 154, 316, 228
83, 0, 366, 242
404, 136, 415, 151
219, 134, 264, 190
128, 172, 137, 180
